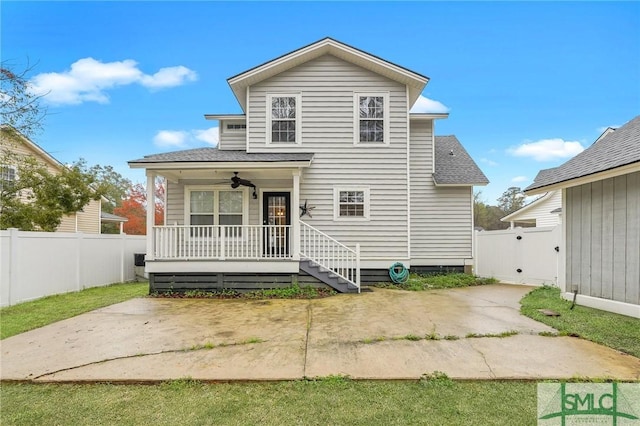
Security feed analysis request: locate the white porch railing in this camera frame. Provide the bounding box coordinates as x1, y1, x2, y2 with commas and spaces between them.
300, 220, 360, 291
152, 225, 291, 260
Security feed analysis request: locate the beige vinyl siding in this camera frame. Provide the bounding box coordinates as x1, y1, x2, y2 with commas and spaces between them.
246, 54, 409, 260
218, 120, 246, 151
58, 214, 77, 232
76, 199, 101, 233
565, 171, 639, 305
409, 119, 473, 264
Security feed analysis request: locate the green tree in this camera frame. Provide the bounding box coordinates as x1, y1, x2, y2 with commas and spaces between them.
497, 186, 526, 216
0, 153, 102, 231
473, 190, 511, 231
86, 163, 132, 233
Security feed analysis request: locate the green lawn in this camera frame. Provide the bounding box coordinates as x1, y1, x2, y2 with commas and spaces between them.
0, 282, 148, 339
377, 273, 497, 291
520, 286, 640, 358
0, 379, 537, 426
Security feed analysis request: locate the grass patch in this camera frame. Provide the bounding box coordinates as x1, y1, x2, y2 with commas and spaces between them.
0, 381, 537, 425
0, 282, 148, 340
188, 337, 263, 352
465, 331, 518, 339
520, 286, 640, 357
151, 284, 335, 300
377, 273, 497, 291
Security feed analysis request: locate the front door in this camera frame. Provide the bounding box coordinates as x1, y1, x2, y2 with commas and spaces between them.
263, 192, 291, 257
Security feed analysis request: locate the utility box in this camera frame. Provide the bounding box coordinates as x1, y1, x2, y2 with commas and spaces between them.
134, 253, 147, 280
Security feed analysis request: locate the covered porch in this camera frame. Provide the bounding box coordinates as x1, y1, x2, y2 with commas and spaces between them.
129, 149, 360, 292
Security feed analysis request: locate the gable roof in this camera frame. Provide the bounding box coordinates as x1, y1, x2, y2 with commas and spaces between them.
101, 212, 128, 223
0, 125, 64, 171
526, 115, 640, 193
433, 135, 489, 186
129, 148, 314, 167
227, 37, 429, 112
500, 190, 560, 223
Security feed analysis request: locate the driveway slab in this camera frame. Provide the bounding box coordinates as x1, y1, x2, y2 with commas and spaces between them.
1, 284, 639, 382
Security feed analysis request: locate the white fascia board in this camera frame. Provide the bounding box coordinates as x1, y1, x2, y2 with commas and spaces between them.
525, 162, 640, 195
129, 161, 313, 170
409, 113, 450, 120
433, 181, 487, 187
204, 114, 246, 121
229, 40, 428, 87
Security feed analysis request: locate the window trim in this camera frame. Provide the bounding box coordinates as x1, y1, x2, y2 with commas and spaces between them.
353, 92, 390, 146
0, 164, 17, 182
266, 93, 301, 145
184, 185, 249, 236
333, 186, 370, 221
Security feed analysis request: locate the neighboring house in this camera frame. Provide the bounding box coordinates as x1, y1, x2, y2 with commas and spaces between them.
525, 115, 640, 318
0, 125, 103, 234
500, 190, 562, 228
100, 212, 129, 234
129, 38, 488, 293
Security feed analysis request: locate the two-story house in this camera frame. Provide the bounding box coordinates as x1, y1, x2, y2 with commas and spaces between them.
129, 38, 488, 293
0, 125, 106, 234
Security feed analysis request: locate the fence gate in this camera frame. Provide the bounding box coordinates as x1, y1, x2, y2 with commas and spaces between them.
474, 226, 561, 286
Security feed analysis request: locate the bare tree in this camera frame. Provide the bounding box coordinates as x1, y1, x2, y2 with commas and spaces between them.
1, 59, 48, 137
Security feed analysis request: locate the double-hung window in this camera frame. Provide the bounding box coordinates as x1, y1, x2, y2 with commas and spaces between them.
186, 187, 247, 236
267, 94, 301, 144
0, 165, 16, 193
354, 93, 389, 145
333, 187, 370, 221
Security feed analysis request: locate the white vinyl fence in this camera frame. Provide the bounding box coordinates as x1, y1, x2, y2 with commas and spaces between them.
475, 226, 561, 286
0, 229, 146, 307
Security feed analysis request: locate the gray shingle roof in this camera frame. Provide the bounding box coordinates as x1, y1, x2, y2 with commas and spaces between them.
433, 136, 489, 185
526, 115, 640, 192
101, 212, 128, 223
129, 148, 314, 164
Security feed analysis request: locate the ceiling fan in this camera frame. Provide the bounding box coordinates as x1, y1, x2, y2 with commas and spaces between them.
213, 172, 258, 199
230, 172, 255, 189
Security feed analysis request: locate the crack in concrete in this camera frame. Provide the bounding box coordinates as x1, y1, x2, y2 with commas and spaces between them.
468, 341, 496, 379
303, 301, 312, 378
31, 339, 264, 381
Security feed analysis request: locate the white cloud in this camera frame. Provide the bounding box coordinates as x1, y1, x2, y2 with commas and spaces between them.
153, 130, 189, 148
193, 127, 219, 146
410, 95, 450, 113
480, 157, 499, 167
507, 138, 585, 161
153, 127, 219, 148
30, 58, 197, 105
511, 176, 528, 183
140, 66, 197, 89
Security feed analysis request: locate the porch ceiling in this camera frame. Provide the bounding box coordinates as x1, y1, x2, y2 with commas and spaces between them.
156, 167, 302, 182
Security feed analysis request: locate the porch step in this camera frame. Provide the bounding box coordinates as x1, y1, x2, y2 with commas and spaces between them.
299, 260, 359, 294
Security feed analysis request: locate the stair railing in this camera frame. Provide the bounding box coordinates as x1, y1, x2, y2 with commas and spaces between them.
299, 220, 360, 292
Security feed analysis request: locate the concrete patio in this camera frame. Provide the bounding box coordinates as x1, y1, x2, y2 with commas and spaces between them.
1, 285, 639, 382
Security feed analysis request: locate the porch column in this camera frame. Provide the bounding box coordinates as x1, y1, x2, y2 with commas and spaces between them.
146, 171, 156, 261
291, 170, 301, 261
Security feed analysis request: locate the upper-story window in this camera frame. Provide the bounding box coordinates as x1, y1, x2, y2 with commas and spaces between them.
267, 93, 301, 144
1, 165, 16, 183
0, 165, 16, 191
354, 93, 389, 145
